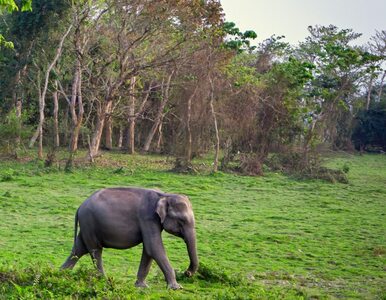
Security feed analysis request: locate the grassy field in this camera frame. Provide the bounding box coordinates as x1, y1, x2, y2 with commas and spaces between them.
0, 152, 385, 299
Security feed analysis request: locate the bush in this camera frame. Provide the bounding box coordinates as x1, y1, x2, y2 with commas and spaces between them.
266, 151, 348, 183
0, 109, 32, 158
239, 153, 264, 175
352, 101, 386, 152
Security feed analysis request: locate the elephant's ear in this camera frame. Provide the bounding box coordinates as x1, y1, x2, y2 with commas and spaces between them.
156, 196, 168, 224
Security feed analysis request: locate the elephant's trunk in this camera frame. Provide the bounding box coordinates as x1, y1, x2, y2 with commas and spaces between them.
184, 229, 199, 277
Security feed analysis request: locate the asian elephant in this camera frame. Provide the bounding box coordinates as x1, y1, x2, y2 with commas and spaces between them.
61, 187, 198, 289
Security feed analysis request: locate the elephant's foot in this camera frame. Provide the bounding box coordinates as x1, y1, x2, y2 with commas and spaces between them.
184, 270, 194, 277
167, 282, 182, 290
135, 280, 149, 288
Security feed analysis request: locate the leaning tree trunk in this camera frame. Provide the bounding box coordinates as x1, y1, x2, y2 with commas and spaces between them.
143, 72, 173, 152
88, 100, 113, 162
155, 122, 163, 152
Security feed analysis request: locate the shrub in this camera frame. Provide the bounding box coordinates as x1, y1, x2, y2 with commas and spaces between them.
0, 109, 32, 158
266, 151, 348, 183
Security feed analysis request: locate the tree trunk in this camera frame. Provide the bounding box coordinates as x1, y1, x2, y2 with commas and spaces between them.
302, 117, 319, 166
105, 114, 113, 150
377, 70, 386, 102
66, 20, 85, 169
34, 73, 44, 159
209, 75, 220, 172
63, 105, 69, 146
13, 70, 22, 151
366, 76, 374, 110
67, 55, 84, 169
155, 121, 163, 152
118, 126, 123, 149
15, 98, 22, 150
122, 125, 130, 151
38, 123, 43, 159
53, 80, 60, 148
13, 70, 21, 106
185, 86, 198, 163
143, 72, 173, 152
127, 77, 136, 154
29, 71, 41, 149
129, 117, 135, 154
88, 100, 113, 161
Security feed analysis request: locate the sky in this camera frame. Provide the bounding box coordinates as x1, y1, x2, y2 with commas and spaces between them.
220, 0, 386, 46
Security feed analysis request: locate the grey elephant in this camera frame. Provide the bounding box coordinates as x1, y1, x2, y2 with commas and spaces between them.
61, 187, 198, 289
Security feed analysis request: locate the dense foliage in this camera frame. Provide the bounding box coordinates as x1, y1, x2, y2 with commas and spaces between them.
352, 98, 386, 151
0, 0, 385, 175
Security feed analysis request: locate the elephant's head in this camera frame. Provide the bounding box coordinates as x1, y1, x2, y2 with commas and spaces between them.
156, 194, 198, 277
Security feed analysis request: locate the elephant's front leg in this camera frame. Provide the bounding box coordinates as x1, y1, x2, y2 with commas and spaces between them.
142, 231, 181, 290
135, 246, 153, 288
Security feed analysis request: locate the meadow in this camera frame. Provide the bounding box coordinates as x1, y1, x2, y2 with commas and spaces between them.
0, 152, 385, 299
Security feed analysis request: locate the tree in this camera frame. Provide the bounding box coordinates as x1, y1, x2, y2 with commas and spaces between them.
367, 30, 386, 105
298, 25, 381, 150
1, 0, 71, 159
142, 70, 174, 153
29, 24, 72, 159
0, 0, 32, 48
78, 0, 225, 161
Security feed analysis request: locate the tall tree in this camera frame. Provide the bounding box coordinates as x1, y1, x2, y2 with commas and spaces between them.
298, 25, 381, 150
29, 24, 72, 159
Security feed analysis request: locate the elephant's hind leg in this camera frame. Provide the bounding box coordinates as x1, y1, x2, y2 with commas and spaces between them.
90, 248, 104, 275
61, 234, 88, 270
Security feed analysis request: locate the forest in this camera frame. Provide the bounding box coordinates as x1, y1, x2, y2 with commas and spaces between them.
0, 0, 385, 174
0, 0, 385, 299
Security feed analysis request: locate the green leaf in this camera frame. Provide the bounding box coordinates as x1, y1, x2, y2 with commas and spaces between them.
21, 0, 32, 12
243, 30, 257, 39
0, 34, 14, 49
0, 0, 19, 12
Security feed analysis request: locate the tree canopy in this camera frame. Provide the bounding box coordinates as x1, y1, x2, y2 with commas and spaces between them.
0, 0, 385, 177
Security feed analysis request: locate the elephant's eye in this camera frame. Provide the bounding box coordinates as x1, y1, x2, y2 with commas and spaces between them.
178, 218, 188, 226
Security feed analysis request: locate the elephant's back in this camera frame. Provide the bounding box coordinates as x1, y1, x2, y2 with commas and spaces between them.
80, 188, 141, 214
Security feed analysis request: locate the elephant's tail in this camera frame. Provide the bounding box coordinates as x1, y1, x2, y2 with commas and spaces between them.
73, 208, 79, 246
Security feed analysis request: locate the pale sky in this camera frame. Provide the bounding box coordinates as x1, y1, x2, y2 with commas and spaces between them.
220, 0, 386, 46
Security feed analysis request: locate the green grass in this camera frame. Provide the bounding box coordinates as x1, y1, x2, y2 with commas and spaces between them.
0, 151, 385, 299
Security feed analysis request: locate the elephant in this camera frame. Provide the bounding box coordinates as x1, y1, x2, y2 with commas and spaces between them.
60, 187, 198, 289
